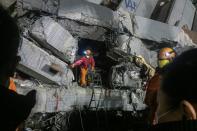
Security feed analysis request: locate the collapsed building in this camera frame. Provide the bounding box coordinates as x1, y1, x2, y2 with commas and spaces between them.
1, 0, 197, 130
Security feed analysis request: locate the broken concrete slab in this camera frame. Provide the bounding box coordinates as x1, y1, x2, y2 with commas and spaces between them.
167, 0, 196, 30
30, 17, 78, 63
16, 82, 145, 113
18, 0, 58, 14
118, 9, 196, 47
133, 16, 179, 42
17, 38, 74, 87
116, 34, 158, 67
58, 0, 119, 29
132, 16, 196, 47
57, 18, 108, 41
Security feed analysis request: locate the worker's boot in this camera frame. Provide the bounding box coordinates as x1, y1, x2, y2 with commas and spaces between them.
81, 84, 87, 88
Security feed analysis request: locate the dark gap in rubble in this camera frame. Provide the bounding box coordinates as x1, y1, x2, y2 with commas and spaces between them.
26, 109, 148, 131
15, 70, 32, 80
73, 38, 116, 87
141, 39, 177, 51
150, 0, 175, 22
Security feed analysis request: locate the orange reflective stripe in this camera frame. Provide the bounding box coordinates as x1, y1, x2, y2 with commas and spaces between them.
80, 67, 88, 86
9, 78, 17, 92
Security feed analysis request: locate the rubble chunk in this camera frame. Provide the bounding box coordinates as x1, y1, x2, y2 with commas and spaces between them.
58, 18, 107, 41
17, 38, 74, 87
58, 0, 119, 29
18, 0, 58, 14
30, 17, 78, 63
16, 84, 143, 113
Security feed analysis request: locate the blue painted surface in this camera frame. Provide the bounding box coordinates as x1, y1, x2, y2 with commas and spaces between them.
124, 0, 137, 11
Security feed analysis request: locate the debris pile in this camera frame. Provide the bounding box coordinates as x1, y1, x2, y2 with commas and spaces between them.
1, 0, 197, 130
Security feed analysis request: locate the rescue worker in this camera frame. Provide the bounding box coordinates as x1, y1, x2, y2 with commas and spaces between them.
149, 48, 197, 130
144, 47, 176, 125
71, 49, 95, 87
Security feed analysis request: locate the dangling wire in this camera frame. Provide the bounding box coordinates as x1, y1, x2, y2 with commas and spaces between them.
78, 106, 85, 131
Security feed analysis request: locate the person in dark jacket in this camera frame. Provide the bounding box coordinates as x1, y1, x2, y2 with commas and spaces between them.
149, 48, 197, 131
145, 47, 176, 125
0, 5, 36, 131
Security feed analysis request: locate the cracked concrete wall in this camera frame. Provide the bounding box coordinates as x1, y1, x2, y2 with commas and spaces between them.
19, 0, 119, 29
117, 9, 196, 67
117, 35, 157, 66
118, 9, 196, 46
58, 0, 119, 29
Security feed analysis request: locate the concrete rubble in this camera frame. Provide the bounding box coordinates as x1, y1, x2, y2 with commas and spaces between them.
19, 0, 119, 29
58, 0, 119, 29
30, 17, 78, 63
16, 80, 145, 113
121, 0, 159, 18
17, 38, 74, 87
13, 0, 197, 115
57, 18, 108, 41
1, 0, 196, 120
118, 8, 196, 46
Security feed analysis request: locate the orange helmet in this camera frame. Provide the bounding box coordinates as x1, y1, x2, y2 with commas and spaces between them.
158, 47, 176, 68
158, 47, 176, 60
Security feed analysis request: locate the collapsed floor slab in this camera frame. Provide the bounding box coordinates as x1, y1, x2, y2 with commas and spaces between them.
58, 0, 119, 29
16, 80, 146, 113
57, 18, 108, 41
118, 9, 196, 47
17, 38, 74, 86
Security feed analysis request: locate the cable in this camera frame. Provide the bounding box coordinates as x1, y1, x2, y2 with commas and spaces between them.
78, 106, 85, 131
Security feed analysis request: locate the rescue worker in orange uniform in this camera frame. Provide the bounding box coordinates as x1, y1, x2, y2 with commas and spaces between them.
144, 47, 176, 125
71, 49, 95, 87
